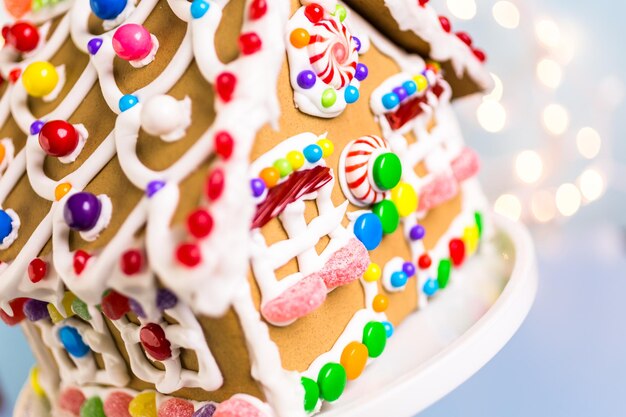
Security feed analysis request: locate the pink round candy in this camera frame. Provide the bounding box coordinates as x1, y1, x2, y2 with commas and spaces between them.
112, 23, 153, 61
157, 398, 195, 417
59, 387, 86, 416
104, 391, 133, 417
214, 398, 265, 417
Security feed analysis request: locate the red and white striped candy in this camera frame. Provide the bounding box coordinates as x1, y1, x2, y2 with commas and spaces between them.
451, 147, 480, 182
341, 135, 391, 206
418, 174, 459, 212
307, 18, 358, 89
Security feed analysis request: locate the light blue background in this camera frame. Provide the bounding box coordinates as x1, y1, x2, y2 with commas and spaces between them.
1, 0, 626, 416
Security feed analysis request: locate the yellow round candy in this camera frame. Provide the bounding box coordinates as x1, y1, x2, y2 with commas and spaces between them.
22, 61, 59, 98
290, 28, 310, 48
340, 341, 368, 380
391, 182, 418, 217
30, 367, 46, 397
413, 74, 428, 92
363, 263, 381, 282
55, 182, 72, 201
129, 391, 157, 417
317, 138, 334, 158
286, 150, 305, 170
463, 225, 479, 255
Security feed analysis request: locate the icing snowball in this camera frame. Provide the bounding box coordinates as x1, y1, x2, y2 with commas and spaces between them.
140, 95, 191, 142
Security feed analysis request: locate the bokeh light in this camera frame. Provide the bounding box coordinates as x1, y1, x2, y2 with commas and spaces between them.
447, 0, 477, 20
515, 150, 544, 184
578, 169, 605, 202
555, 183, 581, 217
542, 104, 569, 135
575, 127, 601, 159
531, 191, 556, 223
536, 59, 562, 89
494, 194, 522, 221
484, 73, 503, 101
535, 19, 561, 47
492, 1, 520, 29
477, 100, 507, 133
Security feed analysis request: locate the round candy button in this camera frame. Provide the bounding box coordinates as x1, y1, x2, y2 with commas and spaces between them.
362, 321, 387, 358
353, 213, 383, 251
317, 363, 347, 402
372, 200, 399, 235
372, 152, 402, 191
59, 326, 90, 358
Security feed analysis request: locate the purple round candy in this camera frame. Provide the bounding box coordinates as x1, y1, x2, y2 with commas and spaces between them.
354, 63, 368, 81
402, 261, 416, 278
250, 178, 266, 198
393, 86, 408, 102
353, 36, 361, 52
87, 38, 103, 55
23, 299, 50, 321
30, 120, 44, 136
63, 192, 102, 232
192, 403, 216, 417
129, 298, 146, 318
297, 70, 316, 89
146, 180, 165, 197
409, 224, 425, 241
156, 288, 178, 311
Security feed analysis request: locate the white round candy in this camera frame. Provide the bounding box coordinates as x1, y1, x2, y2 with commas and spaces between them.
140, 95, 191, 142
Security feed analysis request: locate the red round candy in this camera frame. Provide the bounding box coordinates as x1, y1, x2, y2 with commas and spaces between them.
157, 398, 194, 417
28, 258, 47, 283
473, 48, 486, 62
239, 32, 262, 55
39, 120, 79, 157
215, 72, 237, 102
59, 388, 86, 416
418, 253, 432, 269
121, 249, 143, 275
140, 323, 172, 361
0, 298, 28, 326
456, 32, 473, 46
187, 209, 213, 239
304, 3, 324, 23
101, 290, 130, 320
73, 250, 91, 275
176, 243, 201, 267
103, 391, 133, 417
248, 0, 267, 20
206, 168, 225, 201
418, 0, 429, 6
8, 68, 21, 83
214, 131, 234, 160
7, 21, 39, 53
449, 238, 466, 267
438, 16, 451, 33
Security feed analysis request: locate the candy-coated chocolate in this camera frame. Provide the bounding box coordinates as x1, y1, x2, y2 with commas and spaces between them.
59, 326, 90, 358
340, 341, 368, 380
437, 258, 452, 289
317, 362, 347, 402
372, 152, 402, 191
301, 377, 319, 412
372, 200, 399, 234
362, 321, 386, 358
353, 213, 383, 251
140, 323, 172, 361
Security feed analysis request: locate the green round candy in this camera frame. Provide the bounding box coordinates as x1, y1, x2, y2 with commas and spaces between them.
321, 88, 337, 108
334, 4, 347, 21
372, 200, 399, 235
317, 363, 347, 402
273, 158, 293, 178
301, 377, 320, 412
474, 211, 484, 237
372, 153, 402, 191
437, 258, 452, 289
362, 321, 387, 358
80, 396, 105, 417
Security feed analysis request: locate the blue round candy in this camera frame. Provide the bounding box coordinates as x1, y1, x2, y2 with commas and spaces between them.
403, 80, 417, 95
297, 70, 316, 89
382, 321, 394, 338
190, 0, 210, 19
402, 261, 416, 277
59, 326, 90, 358
355, 63, 368, 81
344, 85, 359, 104
119, 94, 138, 112
87, 38, 103, 55
390, 271, 408, 288
382, 92, 399, 110
250, 178, 266, 198
409, 224, 425, 241
353, 213, 383, 251
90, 0, 127, 20
423, 278, 439, 296
303, 144, 323, 163
30, 120, 44, 135
146, 180, 165, 197
0, 210, 14, 242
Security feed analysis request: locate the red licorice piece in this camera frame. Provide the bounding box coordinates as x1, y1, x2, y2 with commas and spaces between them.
101, 290, 130, 320
120, 249, 143, 275
0, 298, 28, 326
248, 0, 267, 20
215, 72, 237, 102
187, 209, 213, 239
6, 21, 39, 53
456, 31, 473, 46
214, 131, 234, 160
140, 323, 172, 361
439, 16, 451, 33
176, 243, 201, 267
206, 168, 225, 201
73, 250, 91, 275
28, 258, 47, 283
418, 253, 432, 269
449, 238, 466, 267
304, 3, 324, 23
38, 120, 79, 157
8, 68, 21, 83
473, 48, 487, 62
238, 32, 262, 55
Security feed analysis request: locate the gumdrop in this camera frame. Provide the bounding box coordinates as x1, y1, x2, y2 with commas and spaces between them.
103, 391, 133, 417
101, 290, 130, 320
129, 391, 157, 417
0, 298, 28, 325
23, 299, 50, 321
157, 398, 194, 417
59, 387, 86, 416
80, 396, 105, 417
192, 404, 216, 417
214, 397, 264, 417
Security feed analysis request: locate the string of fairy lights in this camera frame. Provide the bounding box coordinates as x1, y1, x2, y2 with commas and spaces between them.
444, 0, 625, 225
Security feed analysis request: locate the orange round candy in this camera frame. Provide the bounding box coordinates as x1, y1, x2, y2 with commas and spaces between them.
372, 294, 389, 313
55, 183, 72, 201
4, 0, 31, 18
259, 167, 280, 188
340, 341, 368, 380
290, 28, 310, 48
0, 143, 5, 164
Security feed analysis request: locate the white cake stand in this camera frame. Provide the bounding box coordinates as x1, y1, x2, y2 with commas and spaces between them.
15, 215, 537, 417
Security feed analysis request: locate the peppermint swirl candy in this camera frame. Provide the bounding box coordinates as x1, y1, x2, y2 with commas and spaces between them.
307, 18, 358, 89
